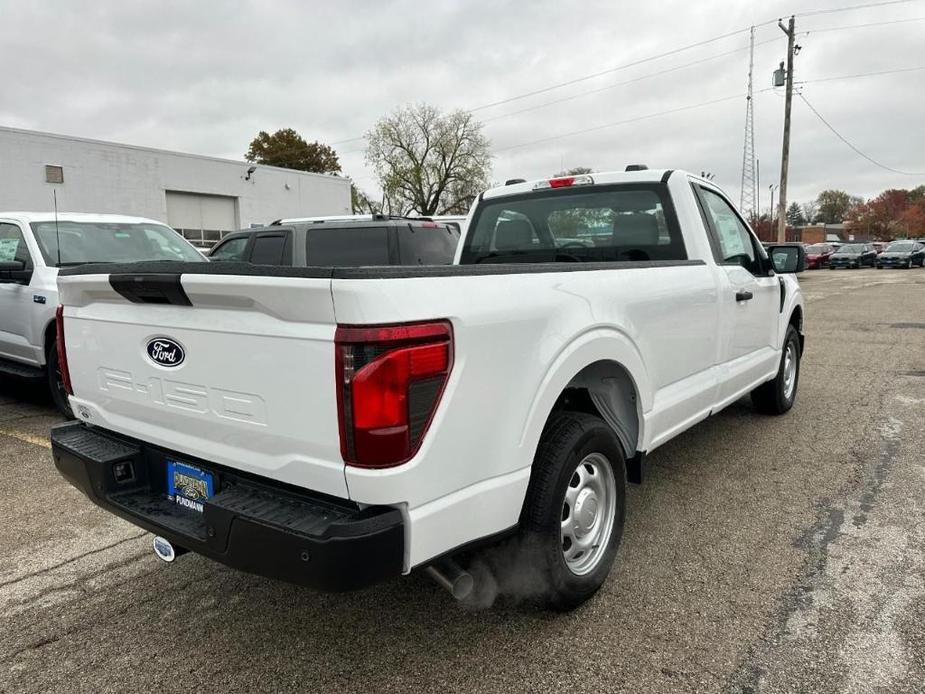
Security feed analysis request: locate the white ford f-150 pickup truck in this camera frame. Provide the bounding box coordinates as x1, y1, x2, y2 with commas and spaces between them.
50, 169, 806, 609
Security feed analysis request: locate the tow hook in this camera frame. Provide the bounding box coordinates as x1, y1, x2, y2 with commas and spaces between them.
425, 557, 474, 601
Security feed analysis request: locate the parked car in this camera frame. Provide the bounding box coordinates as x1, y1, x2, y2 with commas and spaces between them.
877, 240, 925, 268
828, 243, 877, 269
804, 243, 835, 269
870, 241, 887, 254
211, 216, 458, 266
51, 168, 805, 610
430, 215, 468, 236
0, 212, 205, 414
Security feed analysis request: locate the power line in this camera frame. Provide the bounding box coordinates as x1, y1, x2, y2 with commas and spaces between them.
804, 15, 925, 32
345, 64, 925, 158
470, 27, 764, 113
495, 94, 742, 152
333, 1, 925, 152
797, 64, 925, 84
471, 1, 923, 114
482, 38, 781, 124
797, 0, 923, 17
799, 93, 925, 175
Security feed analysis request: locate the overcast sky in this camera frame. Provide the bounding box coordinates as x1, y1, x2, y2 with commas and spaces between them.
2, 0, 923, 211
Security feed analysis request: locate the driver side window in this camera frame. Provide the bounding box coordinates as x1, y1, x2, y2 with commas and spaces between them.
698, 188, 761, 275
210, 236, 249, 261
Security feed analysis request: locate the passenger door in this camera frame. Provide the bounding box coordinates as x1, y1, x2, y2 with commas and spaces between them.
0, 222, 38, 363
694, 185, 780, 405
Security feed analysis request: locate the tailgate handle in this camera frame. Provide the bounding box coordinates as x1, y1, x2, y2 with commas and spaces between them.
110, 274, 192, 306
735, 290, 753, 302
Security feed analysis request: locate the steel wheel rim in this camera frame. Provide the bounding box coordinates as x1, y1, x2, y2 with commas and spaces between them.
560, 452, 617, 576
783, 342, 797, 401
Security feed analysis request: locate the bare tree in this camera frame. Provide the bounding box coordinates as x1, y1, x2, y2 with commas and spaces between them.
365, 104, 491, 215
553, 166, 594, 176
801, 200, 819, 224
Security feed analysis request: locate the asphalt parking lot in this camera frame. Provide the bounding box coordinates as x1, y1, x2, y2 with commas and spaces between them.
2, 268, 924, 694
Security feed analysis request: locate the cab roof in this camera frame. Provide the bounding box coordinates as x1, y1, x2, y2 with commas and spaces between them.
0, 211, 166, 226
481, 168, 689, 200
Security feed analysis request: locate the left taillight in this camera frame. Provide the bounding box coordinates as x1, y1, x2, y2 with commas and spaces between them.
55, 305, 73, 396
335, 320, 453, 468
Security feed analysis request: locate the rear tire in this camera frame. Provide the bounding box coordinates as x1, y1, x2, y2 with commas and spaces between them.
516, 412, 626, 610
47, 346, 73, 418
751, 324, 800, 415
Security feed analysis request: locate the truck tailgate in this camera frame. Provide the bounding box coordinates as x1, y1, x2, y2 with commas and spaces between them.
57, 271, 348, 498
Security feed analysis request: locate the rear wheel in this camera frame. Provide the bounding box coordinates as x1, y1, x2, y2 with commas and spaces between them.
46, 346, 73, 418
751, 324, 800, 415
516, 412, 626, 610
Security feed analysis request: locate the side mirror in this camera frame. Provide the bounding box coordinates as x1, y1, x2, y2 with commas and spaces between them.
0, 260, 33, 284
766, 244, 806, 274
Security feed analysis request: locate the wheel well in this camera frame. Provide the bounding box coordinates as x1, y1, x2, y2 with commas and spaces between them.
548, 359, 641, 464
43, 320, 56, 360
789, 305, 804, 354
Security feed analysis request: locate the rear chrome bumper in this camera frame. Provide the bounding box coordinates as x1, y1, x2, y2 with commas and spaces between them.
50, 422, 403, 592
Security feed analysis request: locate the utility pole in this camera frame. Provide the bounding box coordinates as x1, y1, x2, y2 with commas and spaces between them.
776, 15, 797, 243
770, 184, 778, 233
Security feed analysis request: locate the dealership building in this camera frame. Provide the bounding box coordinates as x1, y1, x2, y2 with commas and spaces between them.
0, 126, 352, 246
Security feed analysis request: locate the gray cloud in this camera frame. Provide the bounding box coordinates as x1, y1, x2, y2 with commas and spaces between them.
2, 0, 923, 210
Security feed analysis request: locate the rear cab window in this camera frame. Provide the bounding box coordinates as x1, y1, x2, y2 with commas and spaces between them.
397, 223, 457, 265
306, 226, 390, 266
459, 183, 685, 264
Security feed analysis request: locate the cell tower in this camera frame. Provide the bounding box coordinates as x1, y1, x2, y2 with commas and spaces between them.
739, 26, 757, 218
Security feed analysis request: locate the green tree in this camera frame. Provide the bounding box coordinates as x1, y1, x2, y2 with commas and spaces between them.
815, 189, 862, 224
245, 128, 341, 174
365, 104, 491, 215
786, 201, 806, 226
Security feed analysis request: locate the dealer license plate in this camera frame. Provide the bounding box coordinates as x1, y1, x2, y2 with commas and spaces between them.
166, 460, 214, 513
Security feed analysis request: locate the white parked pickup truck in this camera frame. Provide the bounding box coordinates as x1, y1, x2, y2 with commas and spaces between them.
50, 169, 806, 609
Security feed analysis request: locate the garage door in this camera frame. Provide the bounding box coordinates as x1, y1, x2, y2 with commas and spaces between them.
166, 191, 238, 246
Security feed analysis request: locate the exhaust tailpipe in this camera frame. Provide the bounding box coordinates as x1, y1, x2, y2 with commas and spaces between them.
425, 558, 474, 601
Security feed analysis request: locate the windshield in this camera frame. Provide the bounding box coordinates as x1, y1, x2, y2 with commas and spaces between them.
459, 184, 685, 264
30, 221, 205, 266
886, 242, 914, 252
838, 244, 864, 254
806, 244, 830, 254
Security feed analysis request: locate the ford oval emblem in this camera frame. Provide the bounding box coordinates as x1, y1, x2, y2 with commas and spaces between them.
146, 337, 185, 367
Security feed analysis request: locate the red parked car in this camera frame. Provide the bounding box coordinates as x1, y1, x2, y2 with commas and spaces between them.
804, 243, 835, 269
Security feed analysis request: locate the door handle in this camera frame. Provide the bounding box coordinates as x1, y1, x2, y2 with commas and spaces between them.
735, 290, 753, 302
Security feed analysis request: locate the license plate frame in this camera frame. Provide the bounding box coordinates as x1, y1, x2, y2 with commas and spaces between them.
166, 459, 215, 513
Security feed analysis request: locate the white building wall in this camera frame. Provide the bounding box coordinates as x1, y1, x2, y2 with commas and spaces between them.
0, 126, 352, 228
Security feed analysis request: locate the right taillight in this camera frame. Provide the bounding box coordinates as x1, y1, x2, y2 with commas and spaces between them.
55, 305, 73, 396
335, 320, 453, 468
